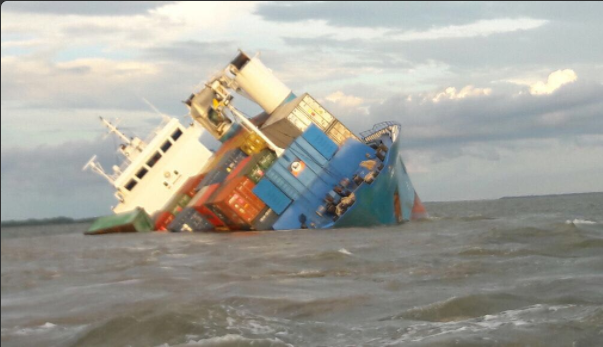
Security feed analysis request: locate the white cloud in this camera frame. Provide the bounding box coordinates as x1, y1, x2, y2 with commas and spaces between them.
325, 91, 365, 108
432, 85, 492, 102
529, 69, 578, 95
392, 18, 548, 41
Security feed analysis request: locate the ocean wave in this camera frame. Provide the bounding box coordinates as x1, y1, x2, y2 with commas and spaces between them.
169, 334, 292, 347
566, 219, 597, 225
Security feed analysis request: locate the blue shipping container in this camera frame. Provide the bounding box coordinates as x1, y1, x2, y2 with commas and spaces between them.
302, 124, 339, 160
253, 179, 292, 215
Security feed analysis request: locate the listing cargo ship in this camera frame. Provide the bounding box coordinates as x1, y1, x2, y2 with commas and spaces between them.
84, 51, 427, 235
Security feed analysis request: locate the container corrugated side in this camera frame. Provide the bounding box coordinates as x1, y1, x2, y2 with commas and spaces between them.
301, 124, 339, 160
298, 95, 335, 130
207, 176, 265, 226
252, 179, 292, 215
326, 120, 360, 146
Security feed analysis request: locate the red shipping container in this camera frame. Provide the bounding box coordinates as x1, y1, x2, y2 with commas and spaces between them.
154, 211, 175, 231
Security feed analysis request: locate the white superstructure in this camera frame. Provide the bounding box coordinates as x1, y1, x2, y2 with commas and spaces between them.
85, 116, 212, 216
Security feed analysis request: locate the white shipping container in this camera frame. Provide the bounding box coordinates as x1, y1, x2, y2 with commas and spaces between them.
327, 120, 359, 145
298, 96, 335, 130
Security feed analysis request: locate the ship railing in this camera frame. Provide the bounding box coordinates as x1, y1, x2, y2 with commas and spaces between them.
360, 121, 400, 142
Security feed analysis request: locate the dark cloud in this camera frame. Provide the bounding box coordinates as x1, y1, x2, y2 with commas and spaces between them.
367, 81, 603, 151
256, 2, 603, 29
2, 1, 174, 16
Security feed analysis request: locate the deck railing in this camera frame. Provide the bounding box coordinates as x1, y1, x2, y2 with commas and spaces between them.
360, 121, 400, 142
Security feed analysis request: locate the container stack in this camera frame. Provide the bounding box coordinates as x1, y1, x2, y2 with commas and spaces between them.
260, 93, 359, 148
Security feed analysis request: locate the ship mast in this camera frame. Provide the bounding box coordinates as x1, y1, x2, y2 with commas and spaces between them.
100, 117, 130, 144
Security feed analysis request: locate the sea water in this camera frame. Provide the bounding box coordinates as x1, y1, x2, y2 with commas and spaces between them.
1, 193, 602, 346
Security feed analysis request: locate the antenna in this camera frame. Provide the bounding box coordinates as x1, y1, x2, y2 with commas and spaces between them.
100, 117, 130, 144
142, 97, 169, 120
83, 155, 116, 185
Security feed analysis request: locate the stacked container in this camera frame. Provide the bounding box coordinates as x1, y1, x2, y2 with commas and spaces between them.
240, 130, 267, 155
205, 176, 266, 230
178, 173, 206, 198
167, 207, 213, 232
189, 184, 228, 230
261, 93, 359, 148
154, 211, 175, 231
197, 149, 247, 189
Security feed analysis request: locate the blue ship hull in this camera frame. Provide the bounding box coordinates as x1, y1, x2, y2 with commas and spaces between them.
258, 122, 426, 231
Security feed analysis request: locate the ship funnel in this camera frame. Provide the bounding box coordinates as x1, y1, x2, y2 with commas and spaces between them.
229, 52, 292, 114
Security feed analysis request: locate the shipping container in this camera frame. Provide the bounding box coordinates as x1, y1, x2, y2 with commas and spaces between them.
326, 120, 360, 146
206, 176, 266, 227
163, 192, 191, 217
261, 93, 339, 148
189, 184, 228, 229
257, 149, 277, 169
168, 207, 213, 232
252, 179, 292, 215
240, 130, 267, 155
85, 207, 153, 235
225, 149, 277, 184
178, 173, 206, 197
198, 148, 247, 188
251, 207, 279, 230
301, 124, 339, 160
299, 94, 335, 129
225, 156, 253, 180
154, 211, 175, 231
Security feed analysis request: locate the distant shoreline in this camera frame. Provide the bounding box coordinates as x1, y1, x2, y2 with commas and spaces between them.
499, 192, 602, 200
1, 217, 95, 228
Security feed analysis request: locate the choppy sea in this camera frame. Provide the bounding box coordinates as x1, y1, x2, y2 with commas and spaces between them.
2, 193, 602, 346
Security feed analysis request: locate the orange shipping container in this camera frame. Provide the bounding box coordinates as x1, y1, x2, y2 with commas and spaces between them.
207, 176, 266, 225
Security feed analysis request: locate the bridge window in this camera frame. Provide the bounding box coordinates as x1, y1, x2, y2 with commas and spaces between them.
125, 179, 137, 191
161, 140, 172, 152
146, 152, 162, 167
136, 167, 148, 179
171, 128, 183, 141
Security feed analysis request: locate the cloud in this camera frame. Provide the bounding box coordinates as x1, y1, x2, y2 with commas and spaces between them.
256, 2, 603, 29
2, 1, 174, 16
390, 18, 547, 41
432, 85, 492, 102
365, 77, 603, 151
528, 69, 578, 95
325, 91, 365, 108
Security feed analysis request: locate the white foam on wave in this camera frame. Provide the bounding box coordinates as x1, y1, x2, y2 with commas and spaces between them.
165, 334, 293, 347
566, 219, 597, 225
389, 304, 577, 344
338, 248, 353, 255
4, 322, 57, 337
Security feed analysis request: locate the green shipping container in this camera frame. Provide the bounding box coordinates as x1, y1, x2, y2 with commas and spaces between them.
257, 149, 277, 170
85, 208, 154, 235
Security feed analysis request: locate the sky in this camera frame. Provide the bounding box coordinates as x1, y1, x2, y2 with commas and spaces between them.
1, 1, 602, 220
